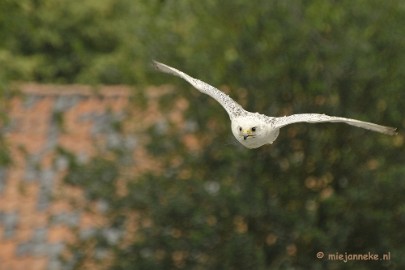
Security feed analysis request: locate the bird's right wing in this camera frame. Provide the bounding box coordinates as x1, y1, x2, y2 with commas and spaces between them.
153, 61, 247, 119
272, 113, 397, 135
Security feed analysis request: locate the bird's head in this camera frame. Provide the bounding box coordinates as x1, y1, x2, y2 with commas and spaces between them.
231, 115, 276, 149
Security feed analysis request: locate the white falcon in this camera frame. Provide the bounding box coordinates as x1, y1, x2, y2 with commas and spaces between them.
153, 61, 397, 149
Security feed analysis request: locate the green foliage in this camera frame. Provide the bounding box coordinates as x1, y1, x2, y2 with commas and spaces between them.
1, 0, 404, 269
0, 0, 139, 83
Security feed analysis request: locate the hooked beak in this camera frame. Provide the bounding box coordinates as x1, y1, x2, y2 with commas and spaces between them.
242, 129, 253, 140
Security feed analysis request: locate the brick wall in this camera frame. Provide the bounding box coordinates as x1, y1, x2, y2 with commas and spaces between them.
0, 83, 177, 270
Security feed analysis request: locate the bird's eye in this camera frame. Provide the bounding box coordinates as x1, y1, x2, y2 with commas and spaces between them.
239, 127, 242, 132
251, 127, 256, 132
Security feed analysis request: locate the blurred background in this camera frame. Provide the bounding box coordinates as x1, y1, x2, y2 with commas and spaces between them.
0, 0, 404, 269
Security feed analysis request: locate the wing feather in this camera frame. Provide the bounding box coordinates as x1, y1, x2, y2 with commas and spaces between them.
153, 61, 247, 119
273, 113, 397, 135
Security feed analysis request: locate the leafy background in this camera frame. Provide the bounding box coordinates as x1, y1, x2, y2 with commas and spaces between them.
0, 0, 404, 269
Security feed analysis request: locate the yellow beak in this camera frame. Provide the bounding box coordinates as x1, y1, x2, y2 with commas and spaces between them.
242, 129, 252, 140
242, 129, 253, 135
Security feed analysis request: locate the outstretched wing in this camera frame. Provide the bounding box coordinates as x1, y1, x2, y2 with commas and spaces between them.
153, 61, 247, 119
273, 113, 397, 135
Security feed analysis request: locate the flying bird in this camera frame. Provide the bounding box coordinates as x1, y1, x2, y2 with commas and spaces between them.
153, 61, 397, 149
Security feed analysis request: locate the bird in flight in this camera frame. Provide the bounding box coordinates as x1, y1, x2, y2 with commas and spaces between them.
153, 61, 397, 149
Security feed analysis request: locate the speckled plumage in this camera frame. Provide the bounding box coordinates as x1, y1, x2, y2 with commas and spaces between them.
153, 61, 397, 149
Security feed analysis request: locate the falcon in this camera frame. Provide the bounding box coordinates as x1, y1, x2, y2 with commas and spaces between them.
153, 61, 397, 149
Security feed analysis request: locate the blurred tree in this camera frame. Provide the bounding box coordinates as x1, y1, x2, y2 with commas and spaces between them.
0, 0, 140, 84
1, 0, 404, 269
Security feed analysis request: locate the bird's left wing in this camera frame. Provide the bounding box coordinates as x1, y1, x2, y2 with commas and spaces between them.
153, 61, 247, 119
272, 113, 397, 135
